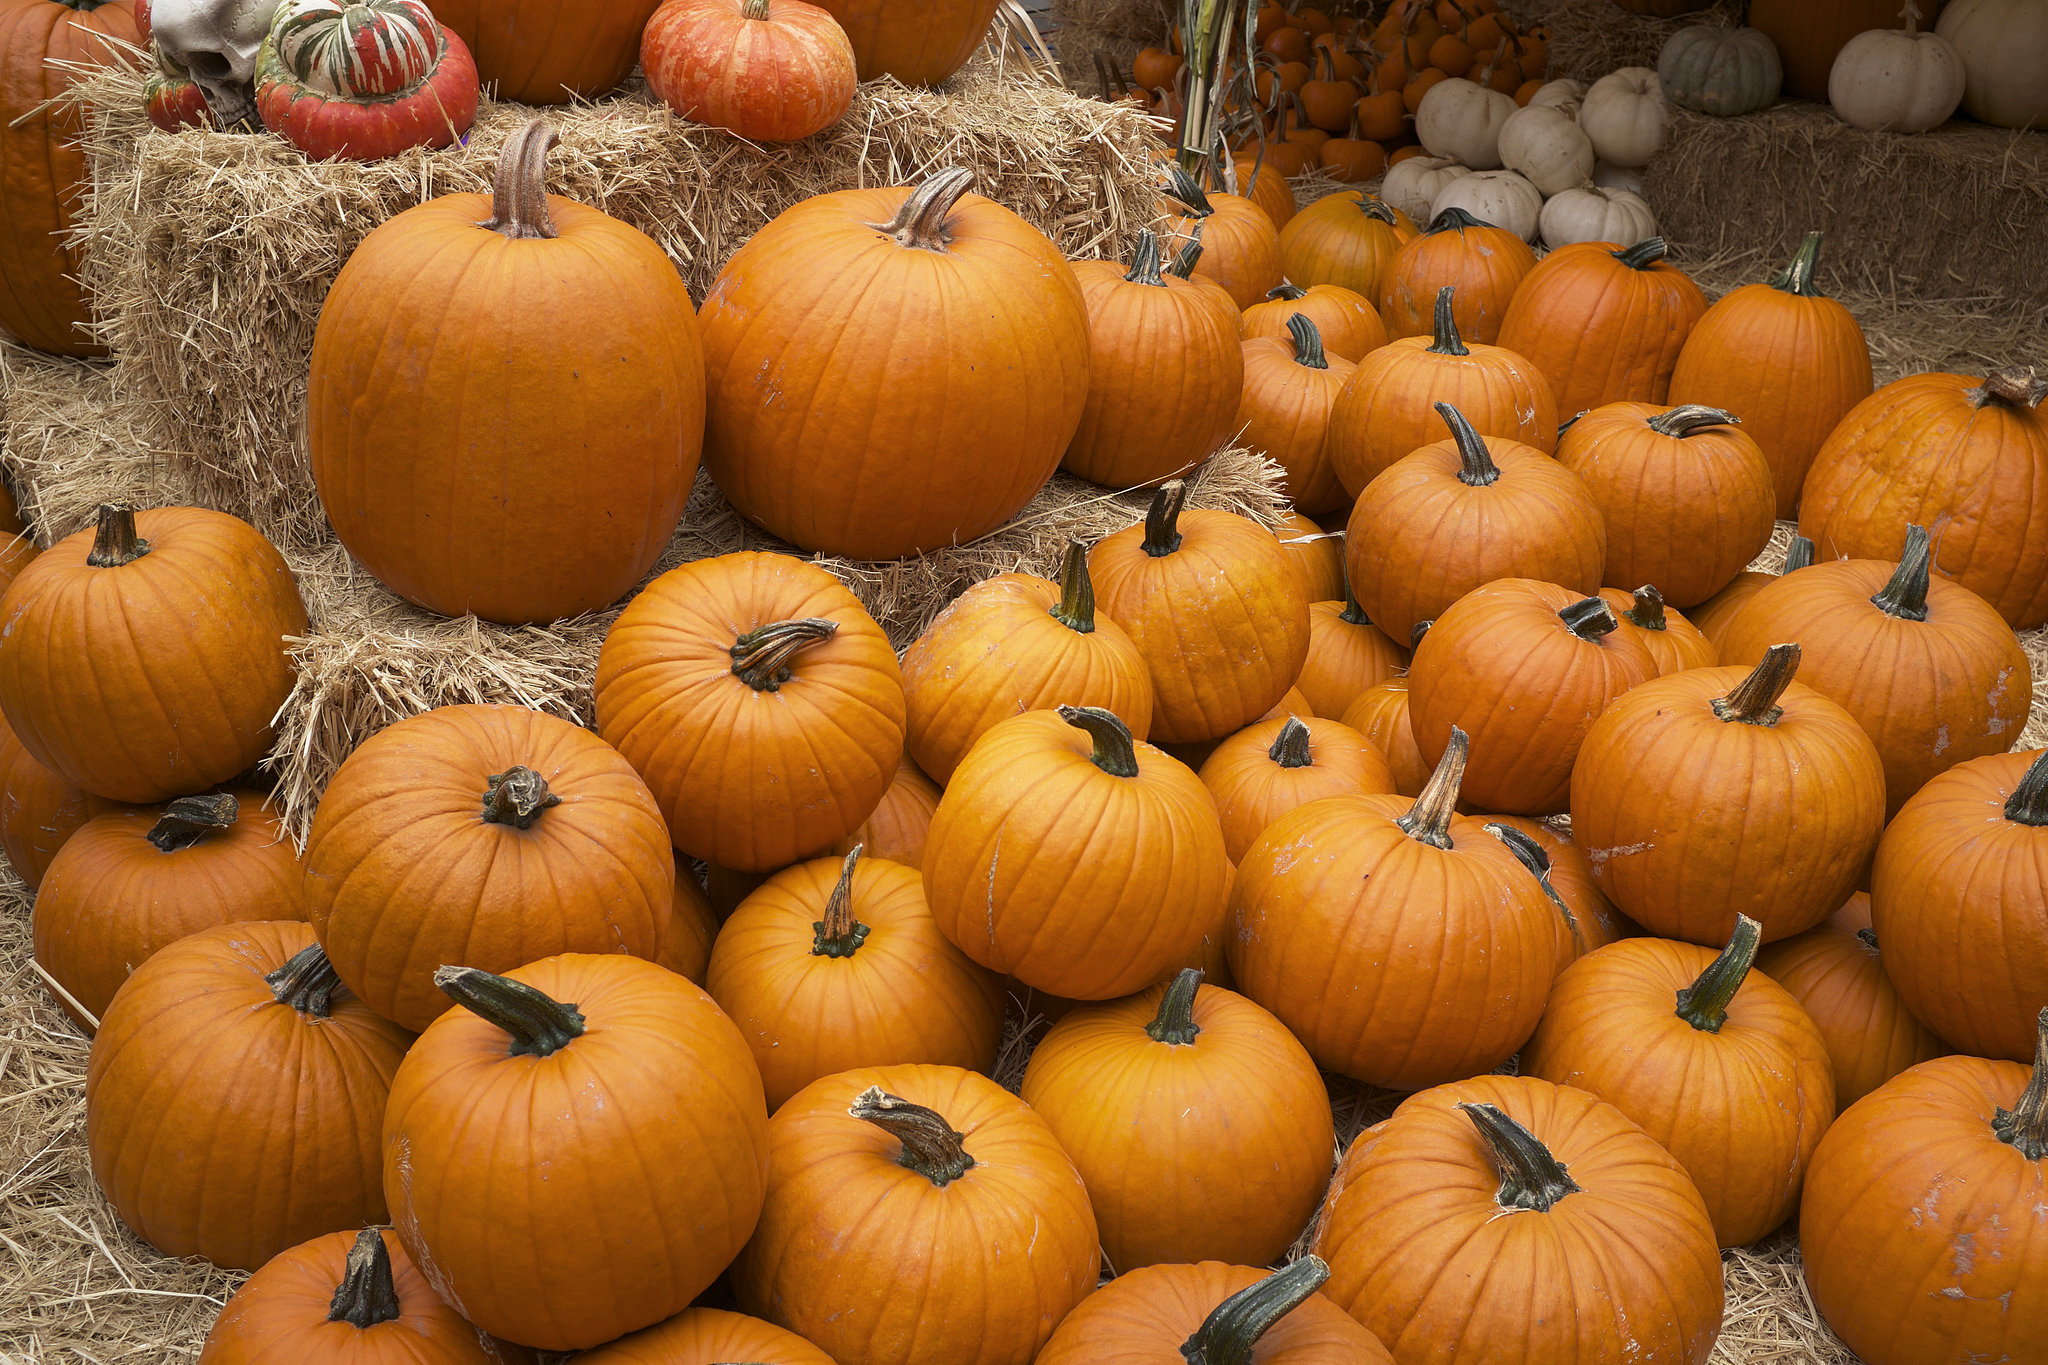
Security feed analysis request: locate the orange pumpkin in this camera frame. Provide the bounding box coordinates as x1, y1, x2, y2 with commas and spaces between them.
1295, 584, 1408, 721
640, 0, 857, 141
575, 1307, 834, 1365
1036, 1258, 1392, 1365
1232, 159, 1301, 231
1690, 532, 1815, 654
659, 865, 720, 983
833, 752, 943, 870
1496, 237, 1709, 416
428, 0, 658, 101
1164, 168, 1285, 310
595, 551, 906, 873
384, 957, 770, 1351
1340, 675, 1429, 797
1377, 206, 1536, 345
87, 923, 411, 1269
1241, 281, 1389, 362
923, 706, 1229, 1000
0, 504, 306, 804
1598, 584, 1716, 675
0, 705, 118, 890
1200, 714, 1394, 863
1485, 814, 1639, 963
303, 704, 675, 1033
1276, 510, 1345, 604
1275, 190, 1418, 302
806, 0, 997, 84
732, 1066, 1099, 1364
1236, 315, 1358, 514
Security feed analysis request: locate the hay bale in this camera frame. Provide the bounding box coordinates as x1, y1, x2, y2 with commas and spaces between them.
1049, 0, 1170, 84
1532, 0, 1746, 82
0, 345, 178, 545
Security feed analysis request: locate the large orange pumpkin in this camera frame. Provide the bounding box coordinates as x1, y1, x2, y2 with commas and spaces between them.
1275, 189, 1418, 303
310, 123, 702, 624
1295, 584, 1407, 719
425, 0, 658, 101
806, 0, 997, 83
700, 167, 1089, 560
0, 504, 306, 804
1240, 281, 1389, 362
303, 704, 675, 1033
0, 705, 118, 889
1312, 1075, 1725, 1363
1163, 168, 1285, 310
1036, 1258, 1393, 1365
731, 1065, 1099, 1365
833, 752, 942, 869
1236, 314, 1358, 514
1377, 206, 1536, 345
1340, 676, 1429, 797
576, 1307, 834, 1365
384, 956, 770, 1351
86, 922, 411, 1270
1199, 714, 1394, 863
1690, 532, 1815, 654
34, 791, 303, 1025
595, 551, 906, 872
1495, 237, 1709, 417
922, 706, 1229, 1000
1599, 584, 1716, 676
1571, 647, 1888, 945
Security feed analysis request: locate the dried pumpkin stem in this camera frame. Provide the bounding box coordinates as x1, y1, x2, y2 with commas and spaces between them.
1613, 236, 1668, 270
850, 1086, 976, 1186
1713, 644, 1802, 727
1485, 822, 1582, 955
1288, 314, 1330, 370
742, 0, 770, 15
1675, 914, 1763, 1033
1166, 165, 1215, 219
1049, 539, 1097, 634
2002, 750, 2048, 826
1168, 226, 1205, 279
1269, 716, 1315, 769
1145, 967, 1204, 1046
479, 766, 560, 829
1645, 405, 1740, 439
435, 964, 587, 1058
1353, 195, 1399, 225
1410, 618, 1434, 650
1855, 926, 1880, 951
1558, 597, 1619, 641
1125, 230, 1168, 287
812, 845, 870, 958
1339, 575, 1372, 628
731, 618, 839, 691
1768, 231, 1826, 298
1059, 704, 1140, 779
1992, 1008, 2048, 1159
87, 503, 150, 567
1179, 1255, 1331, 1365
1459, 1102, 1581, 1211
479, 121, 561, 241
1624, 585, 1669, 632
328, 1229, 402, 1330
877, 167, 975, 252
267, 943, 343, 1018
1968, 366, 2048, 411
1427, 286, 1469, 357
1398, 726, 1468, 850
1784, 535, 1817, 574
1871, 523, 1933, 622
1142, 479, 1189, 557
146, 792, 239, 853
1437, 402, 1500, 487
1426, 205, 1485, 236
1266, 282, 1308, 301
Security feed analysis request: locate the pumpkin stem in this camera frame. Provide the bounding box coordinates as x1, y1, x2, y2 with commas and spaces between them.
731, 618, 839, 691
435, 965, 587, 1058
2001, 749, 2048, 827
1145, 967, 1204, 1046
1178, 1256, 1331, 1365
86, 503, 150, 567
1125, 229, 1168, 287
1968, 367, 2048, 411
1624, 585, 1670, 631
1168, 226, 1205, 279
1870, 523, 1934, 622
1352, 195, 1399, 226
266, 943, 344, 1018
743, 0, 771, 16
1425, 205, 1487, 235
1784, 535, 1816, 574
1048, 539, 1098, 634
1612, 236, 1668, 270
328, 1229, 403, 1330
1674, 914, 1763, 1033
1713, 643, 1801, 727
1558, 410, 1587, 439
1267, 282, 1308, 301
1458, 1102, 1581, 1212
1269, 716, 1315, 769
1410, 618, 1433, 649
1398, 726, 1467, 850
877, 167, 975, 252
146, 792, 239, 853
809, 844, 872, 958
1288, 314, 1330, 370
1166, 165, 1215, 219
1059, 704, 1140, 779
849, 1087, 977, 1186
1558, 596, 1619, 642
1426, 286, 1469, 357
1645, 405, 1740, 439
1339, 575, 1372, 628
479, 121, 561, 241
1437, 402, 1500, 487
1768, 231, 1826, 298
1142, 479, 1188, 557
1855, 926, 1880, 952
480, 767, 560, 830
1485, 821, 1583, 956
1992, 1008, 2048, 1160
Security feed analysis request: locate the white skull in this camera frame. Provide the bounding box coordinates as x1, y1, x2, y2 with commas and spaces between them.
150, 0, 283, 131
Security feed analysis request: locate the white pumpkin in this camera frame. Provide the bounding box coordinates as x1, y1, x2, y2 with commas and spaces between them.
1526, 78, 1585, 112
1579, 67, 1667, 167
1414, 77, 1518, 170
1936, 0, 2048, 129
1830, 9, 1966, 133
1658, 25, 1783, 116
1592, 160, 1645, 193
1496, 104, 1596, 196
1380, 154, 1471, 224
1539, 184, 1659, 250
1433, 170, 1544, 243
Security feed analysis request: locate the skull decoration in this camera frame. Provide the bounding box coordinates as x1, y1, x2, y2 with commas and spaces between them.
148, 0, 284, 131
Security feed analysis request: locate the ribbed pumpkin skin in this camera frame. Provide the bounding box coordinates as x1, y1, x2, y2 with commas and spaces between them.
424, 0, 659, 101
1871, 751, 2048, 1062
1496, 242, 1708, 415
1199, 715, 1395, 863
576, 1307, 834, 1365
1486, 814, 1639, 966
732, 1064, 1100, 1365
35, 792, 304, 1025
303, 704, 675, 1034
700, 185, 1088, 560
1691, 569, 1775, 654
1408, 582, 1657, 817
1021, 981, 1336, 1271
1598, 587, 1717, 675
806, 0, 997, 83
1799, 371, 2048, 628
1229, 793, 1560, 1089
1035, 1261, 1393, 1365
833, 752, 942, 869
1378, 217, 1537, 344
0, 0, 136, 356
0, 507, 306, 804
309, 185, 702, 625
706, 853, 1005, 1111
1241, 284, 1389, 362
1756, 894, 1950, 1110
1571, 665, 1887, 945
1340, 679, 1428, 796
1312, 1075, 1725, 1365
1521, 936, 1836, 1247
1168, 198, 1284, 309
384, 954, 770, 1352
641, 0, 856, 142
1275, 191, 1418, 302
1296, 600, 1406, 719
0, 706, 119, 889
594, 552, 906, 872
922, 710, 1230, 999
87, 922, 411, 1270
1799, 1052, 2046, 1365
658, 866, 719, 983
1236, 333, 1357, 514
900, 568, 1153, 784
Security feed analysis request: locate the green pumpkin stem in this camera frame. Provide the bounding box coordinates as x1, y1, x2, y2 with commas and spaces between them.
87, 503, 149, 567
435, 965, 587, 1058
1267, 282, 1308, 301
1398, 726, 1467, 850
879, 167, 974, 252
1167, 165, 1215, 219
1613, 236, 1668, 270
1269, 716, 1315, 769
146, 792, 239, 853
812, 845, 871, 958
1059, 704, 1140, 779
1713, 644, 1801, 727
1427, 286, 1469, 357
479, 121, 561, 241
2002, 750, 2048, 827
1992, 1008, 2048, 1160
1169, 226, 1205, 279
1145, 967, 1204, 1046
1969, 367, 2048, 411
1675, 915, 1763, 1033
1437, 402, 1500, 487
1558, 596, 1619, 642
1142, 479, 1188, 557
1625, 585, 1670, 632
1049, 539, 1098, 634
1125, 229, 1168, 287
1485, 822, 1583, 956
480, 767, 560, 829
1425, 205, 1487, 235
731, 618, 839, 691
1645, 405, 1740, 439
1459, 1102, 1581, 1212
1871, 523, 1934, 622
1784, 535, 1816, 574
1178, 1256, 1332, 1365
1353, 195, 1399, 225
1288, 314, 1330, 370
850, 1087, 976, 1186
328, 1229, 403, 1330
1410, 618, 1433, 650
266, 943, 343, 1018
1768, 231, 1826, 298
1339, 574, 1371, 628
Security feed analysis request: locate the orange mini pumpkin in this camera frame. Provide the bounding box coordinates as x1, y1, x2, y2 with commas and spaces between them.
1276, 190, 1418, 302
1240, 281, 1389, 362
0, 706, 118, 890
429, 0, 658, 101
833, 752, 943, 870
1199, 714, 1394, 863
1599, 585, 1716, 675
1340, 675, 1429, 797
1036, 1258, 1392, 1365
1378, 206, 1536, 345
575, 1307, 834, 1365
1164, 168, 1285, 310
1236, 314, 1358, 515
1295, 583, 1408, 720
1496, 237, 1709, 416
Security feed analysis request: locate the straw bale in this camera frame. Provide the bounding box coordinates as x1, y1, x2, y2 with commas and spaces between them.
0, 345, 180, 545
1532, 0, 1745, 82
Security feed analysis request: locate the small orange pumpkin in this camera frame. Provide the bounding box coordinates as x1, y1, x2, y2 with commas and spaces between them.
640, 0, 857, 142
1035, 1258, 1392, 1365
574, 1307, 833, 1365
1232, 159, 1301, 231
1235, 314, 1358, 514
1295, 582, 1408, 721
833, 752, 943, 870
658, 865, 720, 983
1275, 190, 1418, 301
1199, 714, 1394, 863
1377, 206, 1537, 345
1240, 281, 1389, 362
0, 705, 119, 890
1276, 511, 1346, 604
1495, 236, 1709, 416
1163, 167, 1285, 309
1485, 815, 1639, 964
1598, 585, 1716, 675
1340, 675, 1429, 796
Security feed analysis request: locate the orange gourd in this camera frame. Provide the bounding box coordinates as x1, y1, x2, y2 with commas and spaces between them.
1164, 168, 1285, 310
1276, 190, 1416, 300
0, 706, 118, 889
1598, 584, 1717, 675
833, 752, 943, 870
1199, 714, 1395, 862
1295, 582, 1408, 719
575, 1307, 834, 1365
1240, 281, 1389, 362
1235, 314, 1358, 514
1496, 237, 1709, 416
1340, 675, 1428, 796
640, 0, 857, 141
1036, 1258, 1391, 1365
1378, 206, 1536, 344
804, 0, 997, 84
